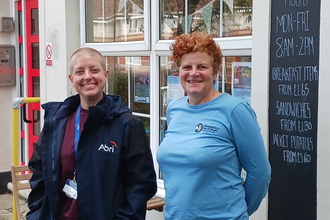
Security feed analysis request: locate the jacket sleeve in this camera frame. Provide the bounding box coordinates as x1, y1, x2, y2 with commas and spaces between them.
230, 102, 271, 216
26, 131, 45, 220
114, 116, 157, 220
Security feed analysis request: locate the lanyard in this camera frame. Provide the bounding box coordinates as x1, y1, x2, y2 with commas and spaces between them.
74, 105, 81, 162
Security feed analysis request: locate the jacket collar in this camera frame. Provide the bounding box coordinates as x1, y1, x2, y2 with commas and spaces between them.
42, 93, 131, 122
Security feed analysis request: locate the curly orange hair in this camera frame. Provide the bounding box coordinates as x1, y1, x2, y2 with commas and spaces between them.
170, 31, 222, 70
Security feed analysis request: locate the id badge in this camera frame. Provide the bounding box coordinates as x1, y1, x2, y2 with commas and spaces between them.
63, 179, 77, 200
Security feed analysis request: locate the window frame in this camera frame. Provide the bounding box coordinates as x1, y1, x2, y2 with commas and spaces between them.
80, 0, 151, 51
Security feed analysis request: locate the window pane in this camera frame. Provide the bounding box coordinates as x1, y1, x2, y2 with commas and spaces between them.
18, 11, 23, 36
19, 75, 24, 97
106, 56, 150, 114
185, 0, 222, 36
223, 56, 252, 103
32, 43, 39, 69
223, 0, 252, 37
159, 56, 179, 117
31, 8, 39, 35
33, 110, 41, 136
32, 77, 40, 97
160, 0, 184, 39
160, 0, 252, 39
86, 0, 144, 43
159, 56, 181, 145
138, 116, 150, 141
19, 44, 23, 68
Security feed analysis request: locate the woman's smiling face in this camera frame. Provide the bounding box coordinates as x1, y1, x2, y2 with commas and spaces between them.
69, 52, 108, 106
179, 51, 218, 104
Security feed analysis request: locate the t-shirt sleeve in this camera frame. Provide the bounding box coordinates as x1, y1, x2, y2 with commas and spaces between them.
229, 102, 271, 216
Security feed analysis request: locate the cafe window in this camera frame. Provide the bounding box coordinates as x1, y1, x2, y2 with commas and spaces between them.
160, 0, 252, 39
85, 0, 145, 43
105, 56, 151, 139
222, 56, 252, 103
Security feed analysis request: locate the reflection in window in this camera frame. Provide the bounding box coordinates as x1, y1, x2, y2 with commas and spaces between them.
159, 56, 179, 118
19, 75, 24, 97
32, 77, 41, 136
222, 56, 252, 103
86, 0, 144, 43
33, 110, 41, 136
159, 56, 178, 149
126, 57, 141, 66
31, 8, 39, 35
19, 44, 23, 69
160, 0, 252, 39
137, 116, 150, 141
222, 0, 252, 37
32, 43, 40, 69
32, 77, 40, 97
18, 11, 23, 36
106, 56, 150, 114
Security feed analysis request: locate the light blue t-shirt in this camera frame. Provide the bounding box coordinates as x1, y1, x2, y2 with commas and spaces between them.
157, 93, 271, 220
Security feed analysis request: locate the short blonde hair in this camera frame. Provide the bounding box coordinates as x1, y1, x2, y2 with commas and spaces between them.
69, 47, 106, 73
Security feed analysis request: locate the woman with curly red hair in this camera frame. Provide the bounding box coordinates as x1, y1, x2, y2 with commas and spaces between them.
157, 32, 271, 219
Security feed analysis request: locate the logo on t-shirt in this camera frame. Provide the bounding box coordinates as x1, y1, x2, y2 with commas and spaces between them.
195, 123, 204, 132
195, 123, 218, 133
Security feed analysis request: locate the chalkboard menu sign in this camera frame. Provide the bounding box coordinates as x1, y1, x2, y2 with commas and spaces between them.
268, 0, 320, 219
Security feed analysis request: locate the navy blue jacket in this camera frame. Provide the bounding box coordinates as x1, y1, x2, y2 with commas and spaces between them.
27, 94, 157, 220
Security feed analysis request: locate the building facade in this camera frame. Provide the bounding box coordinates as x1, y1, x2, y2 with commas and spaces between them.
0, 0, 330, 219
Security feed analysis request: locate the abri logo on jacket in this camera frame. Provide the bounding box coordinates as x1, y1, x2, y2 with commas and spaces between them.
98, 141, 118, 153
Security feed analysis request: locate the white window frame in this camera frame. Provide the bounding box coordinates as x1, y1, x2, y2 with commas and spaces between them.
126, 56, 141, 65
79, 0, 151, 51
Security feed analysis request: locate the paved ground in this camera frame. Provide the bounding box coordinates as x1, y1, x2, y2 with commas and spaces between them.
0, 192, 28, 220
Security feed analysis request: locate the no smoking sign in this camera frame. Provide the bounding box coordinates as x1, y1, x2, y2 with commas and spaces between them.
46, 43, 53, 66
